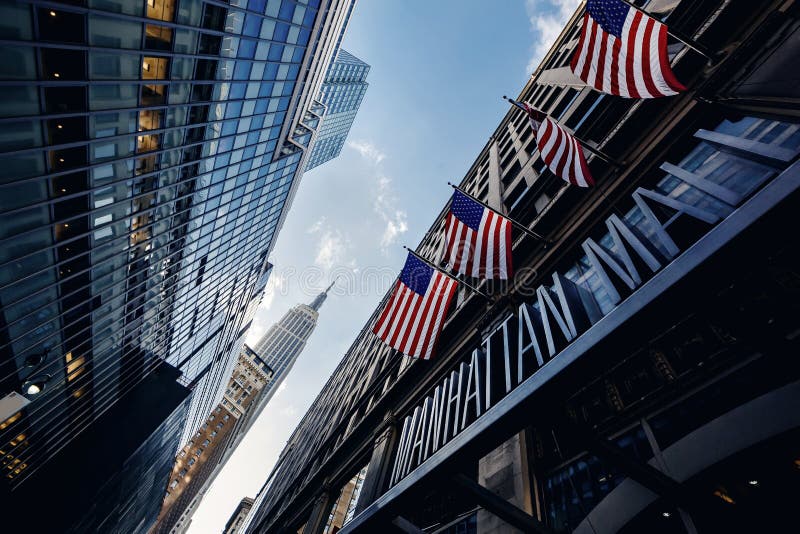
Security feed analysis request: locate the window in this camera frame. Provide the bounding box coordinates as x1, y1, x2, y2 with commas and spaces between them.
65, 352, 85, 383
147, 0, 175, 21
89, 85, 138, 111
89, 53, 139, 80
89, 15, 141, 48
170, 479, 179, 489
145, 24, 172, 50
142, 56, 170, 80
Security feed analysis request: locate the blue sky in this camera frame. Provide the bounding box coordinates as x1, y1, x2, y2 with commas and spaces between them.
187, 1, 580, 531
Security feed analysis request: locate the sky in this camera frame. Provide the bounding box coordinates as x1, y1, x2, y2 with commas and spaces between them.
187, 1, 580, 532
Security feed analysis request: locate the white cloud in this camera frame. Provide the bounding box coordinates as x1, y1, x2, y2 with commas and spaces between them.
525, 0, 582, 73
261, 272, 287, 311
347, 139, 386, 165
346, 139, 408, 253
308, 216, 356, 270
374, 175, 408, 251
307, 216, 327, 234
314, 228, 354, 270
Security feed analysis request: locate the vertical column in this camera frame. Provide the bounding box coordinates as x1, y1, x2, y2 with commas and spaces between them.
476, 432, 534, 534
487, 138, 505, 213
354, 416, 398, 515
301, 489, 332, 534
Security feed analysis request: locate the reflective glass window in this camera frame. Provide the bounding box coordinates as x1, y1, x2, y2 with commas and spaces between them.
89, 53, 140, 80
0, 46, 36, 80
90, 0, 142, 16
0, 4, 32, 39
89, 16, 142, 49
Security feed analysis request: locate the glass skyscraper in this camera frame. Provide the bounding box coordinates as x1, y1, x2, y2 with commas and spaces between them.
305, 49, 370, 170
0, 0, 355, 530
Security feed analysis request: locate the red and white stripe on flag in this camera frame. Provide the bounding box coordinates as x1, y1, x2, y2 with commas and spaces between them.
444, 189, 513, 280
570, 0, 685, 98
536, 117, 594, 187
444, 210, 513, 280
373, 259, 458, 360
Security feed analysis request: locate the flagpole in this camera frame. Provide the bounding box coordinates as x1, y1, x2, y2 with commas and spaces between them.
403, 246, 493, 301
617, 0, 713, 61
447, 182, 551, 244
568, 136, 623, 167
501, 96, 623, 168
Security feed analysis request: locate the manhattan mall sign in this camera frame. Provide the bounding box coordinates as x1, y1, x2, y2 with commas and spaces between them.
390, 170, 772, 486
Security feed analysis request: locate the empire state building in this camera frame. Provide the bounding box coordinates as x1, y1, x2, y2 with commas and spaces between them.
250, 281, 334, 412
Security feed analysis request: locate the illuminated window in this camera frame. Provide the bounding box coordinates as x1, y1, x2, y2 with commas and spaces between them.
65, 352, 86, 382
0, 412, 21, 431
138, 109, 162, 131
137, 133, 160, 153
142, 56, 169, 80
146, 0, 175, 22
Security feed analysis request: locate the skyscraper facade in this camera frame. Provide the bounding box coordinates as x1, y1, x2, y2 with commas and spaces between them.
249, 281, 334, 414
153, 283, 333, 533
152, 345, 274, 534
225, 497, 256, 534
245, 1, 800, 533
0, 0, 356, 529
305, 49, 370, 170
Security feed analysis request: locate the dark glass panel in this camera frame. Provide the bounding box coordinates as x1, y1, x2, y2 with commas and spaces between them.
37, 8, 85, 44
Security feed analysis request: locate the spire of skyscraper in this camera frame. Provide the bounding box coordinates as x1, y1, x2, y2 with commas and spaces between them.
309, 278, 337, 312
248, 281, 336, 413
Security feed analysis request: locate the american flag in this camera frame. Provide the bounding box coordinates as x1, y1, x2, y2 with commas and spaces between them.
508, 98, 594, 187
444, 189, 513, 279
373, 252, 458, 360
570, 0, 685, 98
